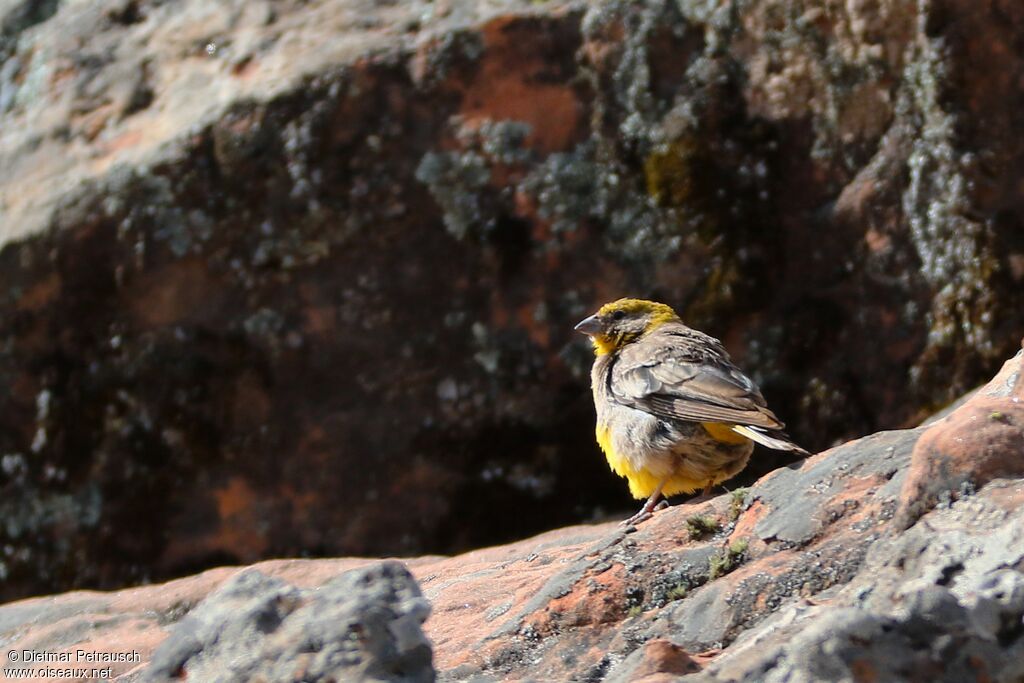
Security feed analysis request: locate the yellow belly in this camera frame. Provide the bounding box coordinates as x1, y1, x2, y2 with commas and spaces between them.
596, 422, 749, 499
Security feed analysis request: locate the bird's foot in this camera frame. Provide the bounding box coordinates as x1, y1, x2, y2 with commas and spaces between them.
621, 510, 652, 527
620, 499, 670, 527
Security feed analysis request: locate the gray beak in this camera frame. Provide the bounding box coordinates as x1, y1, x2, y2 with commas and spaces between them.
574, 314, 603, 335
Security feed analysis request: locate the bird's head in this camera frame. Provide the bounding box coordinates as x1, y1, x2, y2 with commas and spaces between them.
574, 298, 680, 355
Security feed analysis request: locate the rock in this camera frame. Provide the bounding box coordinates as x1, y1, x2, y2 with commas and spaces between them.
0, 355, 1022, 681
606, 639, 702, 683
2, 0, 1024, 602
144, 561, 434, 683
896, 343, 1024, 528
694, 480, 1024, 683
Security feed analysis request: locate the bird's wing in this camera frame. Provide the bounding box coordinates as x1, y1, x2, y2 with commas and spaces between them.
610, 327, 784, 429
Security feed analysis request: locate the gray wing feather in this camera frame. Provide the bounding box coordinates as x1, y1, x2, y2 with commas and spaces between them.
610, 327, 783, 429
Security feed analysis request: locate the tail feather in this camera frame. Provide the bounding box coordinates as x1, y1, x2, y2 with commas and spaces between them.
732, 425, 809, 455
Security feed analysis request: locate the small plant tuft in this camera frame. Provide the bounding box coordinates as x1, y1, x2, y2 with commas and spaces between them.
666, 584, 688, 601
686, 514, 721, 540
729, 488, 750, 521
708, 538, 749, 579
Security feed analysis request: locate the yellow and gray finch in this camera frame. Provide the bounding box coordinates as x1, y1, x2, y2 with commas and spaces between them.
575, 298, 807, 525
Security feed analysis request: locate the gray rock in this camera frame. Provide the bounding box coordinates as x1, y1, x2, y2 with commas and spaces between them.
145, 560, 434, 683
688, 480, 1024, 683
753, 429, 914, 547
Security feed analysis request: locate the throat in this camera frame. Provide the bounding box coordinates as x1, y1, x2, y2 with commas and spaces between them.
591, 331, 638, 356
591, 335, 618, 356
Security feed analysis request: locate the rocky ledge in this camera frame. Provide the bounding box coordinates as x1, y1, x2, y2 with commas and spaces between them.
1, 344, 1021, 682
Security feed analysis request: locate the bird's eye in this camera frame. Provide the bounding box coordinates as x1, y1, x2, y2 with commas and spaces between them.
611, 310, 626, 321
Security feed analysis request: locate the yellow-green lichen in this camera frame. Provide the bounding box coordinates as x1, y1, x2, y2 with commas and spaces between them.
683, 257, 743, 323
643, 139, 699, 209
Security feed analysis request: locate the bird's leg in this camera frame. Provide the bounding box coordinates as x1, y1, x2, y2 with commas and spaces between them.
687, 480, 716, 505
622, 479, 667, 526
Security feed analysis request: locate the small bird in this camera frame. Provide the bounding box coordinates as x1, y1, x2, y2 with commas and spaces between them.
575, 298, 807, 525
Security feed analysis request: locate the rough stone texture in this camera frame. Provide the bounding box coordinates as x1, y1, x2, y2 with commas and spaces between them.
897, 343, 1024, 528
0, 357, 1023, 681
144, 561, 434, 683
2, 0, 1024, 601
691, 482, 1024, 683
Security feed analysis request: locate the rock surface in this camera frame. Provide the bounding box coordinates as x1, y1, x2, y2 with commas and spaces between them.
897, 347, 1024, 528
144, 561, 434, 683
2, 0, 1024, 600
1, 348, 1022, 681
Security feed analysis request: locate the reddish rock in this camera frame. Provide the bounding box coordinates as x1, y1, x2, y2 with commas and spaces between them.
617, 639, 702, 681
897, 342, 1024, 528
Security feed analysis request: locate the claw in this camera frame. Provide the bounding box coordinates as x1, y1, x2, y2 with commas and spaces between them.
621, 510, 653, 527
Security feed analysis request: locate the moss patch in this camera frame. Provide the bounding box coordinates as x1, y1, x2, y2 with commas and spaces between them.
666, 584, 688, 601
709, 538, 749, 580
686, 514, 721, 540
729, 488, 750, 521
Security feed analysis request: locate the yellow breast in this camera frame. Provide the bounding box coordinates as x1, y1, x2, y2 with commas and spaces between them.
596, 424, 703, 499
